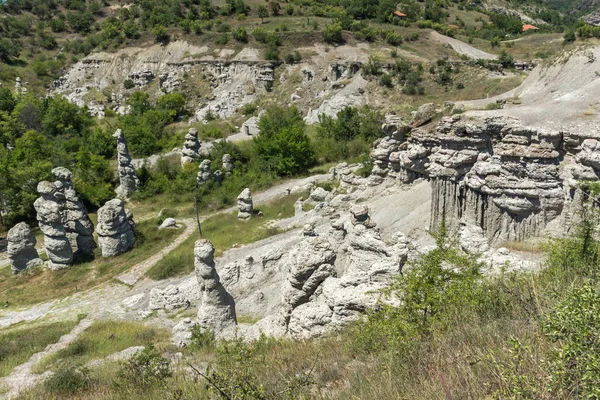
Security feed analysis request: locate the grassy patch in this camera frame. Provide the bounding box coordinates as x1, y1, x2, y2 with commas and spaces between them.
34, 320, 168, 373
146, 193, 303, 280
0, 219, 180, 308
0, 320, 79, 377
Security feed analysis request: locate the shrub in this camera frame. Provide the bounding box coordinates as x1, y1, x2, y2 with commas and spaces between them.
189, 325, 215, 350
44, 366, 91, 396
379, 73, 393, 88
322, 22, 343, 44
116, 345, 171, 389
544, 284, 600, 397
254, 106, 314, 176
232, 27, 248, 42
239, 103, 257, 116
123, 79, 134, 89
151, 24, 170, 44
215, 32, 229, 45
498, 50, 515, 68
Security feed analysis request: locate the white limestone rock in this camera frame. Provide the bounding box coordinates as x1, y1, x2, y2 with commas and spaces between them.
7, 222, 43, 274
96, 198, 135, 257
237, 188, 253, 220
113, 129, 139, 199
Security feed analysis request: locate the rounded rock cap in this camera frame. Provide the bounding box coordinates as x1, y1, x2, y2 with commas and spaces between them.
51, 167, 73, 180
37, 181, 55, 195
194, 239, 215, 265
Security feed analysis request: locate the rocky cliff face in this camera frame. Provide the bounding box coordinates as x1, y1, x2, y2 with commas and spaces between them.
375, 114, 600, 243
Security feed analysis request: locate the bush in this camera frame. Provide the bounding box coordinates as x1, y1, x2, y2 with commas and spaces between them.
116, 345, 171, 389
44, 366, 91, 396
379, 73, 393, 88
284, 51, 301, 64
152, 24, 169, 44
232, 27, 248, 43
123, 79, 134, 89
498, 50, 515, 68
215, 32, 229, 45
322, 22, 343, 44
254, 106, 314, 176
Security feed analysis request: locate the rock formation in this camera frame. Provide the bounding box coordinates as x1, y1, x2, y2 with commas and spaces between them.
7, 222, 43, 274
194, 239, 237, 336
237, 188, 253, 220
390, 115, 565, 242
96, 199, 135, 257
196, 159, 212, 187
410, 103, 437, 127
33, 181, 73, 270
222, 154, 234, 176
52, 167, 96, 257
113, 129, 139, 199
181, 128, 201, 166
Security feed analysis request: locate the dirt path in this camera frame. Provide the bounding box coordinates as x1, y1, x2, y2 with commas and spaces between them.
1, 318, 94, 399
429, 31, 497, 60
116, 220, 196, 285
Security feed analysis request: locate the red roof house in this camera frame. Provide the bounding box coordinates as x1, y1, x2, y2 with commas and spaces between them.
522, 24, 540, 32
393, 11, 407, 19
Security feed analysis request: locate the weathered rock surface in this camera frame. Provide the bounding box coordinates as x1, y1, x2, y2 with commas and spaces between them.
237, 188, 253, 220
181, 128, 201, 166
150, 279, 200, 311
194, 240, 237, 337
391, 115, 566, 242
222, 154, 234, 176
196, 159, 212, 187
159, 218, 179, 229
410, 103, 438, 127
113, 129, 139, 199
7, 223, 43, 274
34, 181, 73, 270
52, 167, 95, 257
96, 199, 135, 257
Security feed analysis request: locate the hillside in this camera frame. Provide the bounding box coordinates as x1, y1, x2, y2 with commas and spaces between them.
2, 0, 600, 399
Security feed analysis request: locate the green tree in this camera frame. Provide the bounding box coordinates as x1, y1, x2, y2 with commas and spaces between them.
343, 0, 379, 19
232, 27, 248, 42
257, 5, 268, 23
269, 1, 280, 16
152, 24, 170, 44
156, 92, 186, 119
498, 50, 514, 68
0, 38, 20, 63
254, 106, 314, 176
42, 96, 92, 137
0, 88, 16, 113
323, 22, 343, 44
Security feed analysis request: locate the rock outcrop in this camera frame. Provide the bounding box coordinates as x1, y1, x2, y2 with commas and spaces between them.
113, 129, 139, 199
391, 115, 565, 242
7, 222, 43, 274
237, 188, 253, 220
194, 239, 237, 336
33, 181, 73, 270
181, 128, 201, 166
410, 103, 437, 127
52, 167, 95, 257
96, 199, 135, 257
196, 159, 212, 187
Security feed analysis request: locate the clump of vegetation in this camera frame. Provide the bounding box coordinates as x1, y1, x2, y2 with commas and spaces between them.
114, 345, 171, 390
43, 365, 92, 397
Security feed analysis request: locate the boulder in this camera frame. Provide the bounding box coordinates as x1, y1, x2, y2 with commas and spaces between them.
222, 154, 234, 176
410, 103, 437, 127
159, 218, 178, 229
7, 222, 43, 274
96, 198, 135, 257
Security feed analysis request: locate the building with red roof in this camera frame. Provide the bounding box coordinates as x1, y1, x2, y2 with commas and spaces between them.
522, 24, 540, 32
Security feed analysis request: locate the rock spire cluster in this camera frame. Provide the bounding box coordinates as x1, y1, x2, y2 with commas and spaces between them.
113, 129, 139, 199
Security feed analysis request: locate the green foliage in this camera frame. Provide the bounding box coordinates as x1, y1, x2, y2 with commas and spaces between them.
353, 222, 483, 352
43, 366, 91, 396
115, 345, 171, 389
322, 21, 343, 44
498, 50, 515, 68
254, 106, 314, 176
152, 24, 170, 44
543, 284, 600, 398
232, 26, 248, 42
189, 325, 216, 350
42, 95, 92, 137
379, 73, 393, 87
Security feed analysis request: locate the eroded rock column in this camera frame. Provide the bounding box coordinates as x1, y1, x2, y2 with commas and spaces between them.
181, 128, 201, 166
113, 129, 139, 199
34, 181, 73, 270
195, 239, 237, 336
237, 188, 253, 220
96, 198, 135, 257
52, 167, 96, 257
197, 159, 212, 187
7, 222, 43, 274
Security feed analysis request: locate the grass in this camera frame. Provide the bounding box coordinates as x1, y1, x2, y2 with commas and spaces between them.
146, 192, 304, 280
0, 219, 180, 308
34, 320, 169, 373
0, 319, 79, 377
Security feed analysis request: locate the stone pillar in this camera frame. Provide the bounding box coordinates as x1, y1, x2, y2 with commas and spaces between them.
33, 181, 73, 270
237, 188, 253, 220
181, 128, 201, 166
197, 159, 212, 187
52, 167, 96, 257
195, 239, 236, 335
96, 198, 135, 257
7, 222, 43, 274
113, 129, 139, 199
